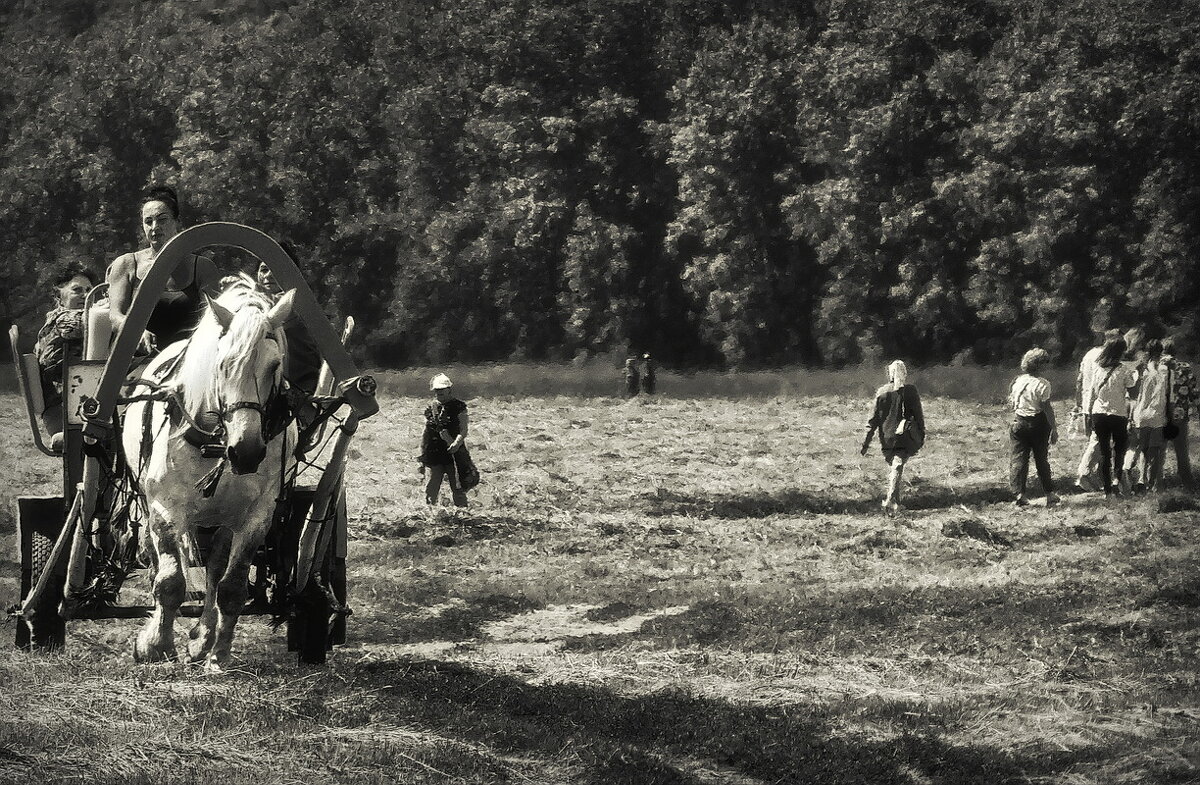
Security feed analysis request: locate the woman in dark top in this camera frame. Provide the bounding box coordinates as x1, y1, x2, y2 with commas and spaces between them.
106, 186, 220, 351
861, 360, 926, 516
420, 373, 469, 507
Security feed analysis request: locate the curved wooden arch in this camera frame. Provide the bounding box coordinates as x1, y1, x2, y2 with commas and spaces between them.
82, 222, 377, 439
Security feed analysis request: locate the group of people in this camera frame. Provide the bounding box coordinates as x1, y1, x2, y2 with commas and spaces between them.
1072, 328, 1196, 496
623, 354, 657, 397
859, 330, 1198, 514
33, 186, 321, 452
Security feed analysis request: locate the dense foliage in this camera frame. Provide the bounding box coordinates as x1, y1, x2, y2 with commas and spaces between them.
2, 0, 1197, 367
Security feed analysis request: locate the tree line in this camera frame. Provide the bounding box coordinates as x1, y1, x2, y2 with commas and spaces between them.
1, 0, 1197, 368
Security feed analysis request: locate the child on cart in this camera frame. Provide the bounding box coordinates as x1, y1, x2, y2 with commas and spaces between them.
35, 264, 99, 451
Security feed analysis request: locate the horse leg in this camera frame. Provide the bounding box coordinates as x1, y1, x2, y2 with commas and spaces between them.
187, 527, 231, 663
134, 510, 186, 662
205, 522, 267, 670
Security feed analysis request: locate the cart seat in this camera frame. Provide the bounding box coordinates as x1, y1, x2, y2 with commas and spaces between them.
8, 325, 57, 456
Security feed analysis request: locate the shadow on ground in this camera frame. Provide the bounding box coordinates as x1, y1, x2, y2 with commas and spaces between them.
352, 658, 1094, 785
641, 484, 1014, 518
382, 593, 544, 644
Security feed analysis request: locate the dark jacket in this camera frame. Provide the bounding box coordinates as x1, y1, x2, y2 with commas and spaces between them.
420, 398, 467, 467
866, 384, 926, 451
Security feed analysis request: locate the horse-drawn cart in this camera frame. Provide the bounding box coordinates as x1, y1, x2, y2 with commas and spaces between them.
8, 223, 378, 665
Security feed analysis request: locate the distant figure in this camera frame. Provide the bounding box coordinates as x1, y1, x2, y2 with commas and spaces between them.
861, 360, 925, 516
623, 357, 640, 397
1075, 327, 1122, 491
1162, 338, 1198, 491
1087, 333, 1138, 497
641, 353, 656, 395
420, 373, 469, 507
35, 264, 98, 451
1125, 338, 1170, 492
1008, 348, 1060, 507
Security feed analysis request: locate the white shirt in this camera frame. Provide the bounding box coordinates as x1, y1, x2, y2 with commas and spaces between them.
1010, 374, 1051, 416
1130, 360, 1169, 428
1089, 361, 1137, 416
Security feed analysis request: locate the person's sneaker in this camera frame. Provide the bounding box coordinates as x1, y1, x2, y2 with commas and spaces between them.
1013, 497, 1028, 507
49, 432, 64, 453
1045, 493, 1061, 507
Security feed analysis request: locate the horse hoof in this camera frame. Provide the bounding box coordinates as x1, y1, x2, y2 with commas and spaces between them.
186, 640, 213, 664
134, 635, 178, 663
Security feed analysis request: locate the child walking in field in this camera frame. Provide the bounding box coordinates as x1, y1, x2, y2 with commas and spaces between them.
861, 360, 925, 516
1008, 348, 1060, 507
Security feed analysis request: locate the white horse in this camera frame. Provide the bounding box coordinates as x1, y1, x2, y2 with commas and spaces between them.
123, 275, 296, 668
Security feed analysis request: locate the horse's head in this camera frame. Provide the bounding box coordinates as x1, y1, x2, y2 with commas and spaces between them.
180, 276, 295, 475
208, 288, 294, 474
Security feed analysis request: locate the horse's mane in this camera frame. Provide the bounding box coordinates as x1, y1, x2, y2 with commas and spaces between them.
176, 273, 287, 421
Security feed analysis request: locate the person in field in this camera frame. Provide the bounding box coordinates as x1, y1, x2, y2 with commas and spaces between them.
861, 360, 925, 516
624, 357, 640, 397
641, 353, 657, 395
420, 373, 470, 507
35, 264, 98, 451
1162, 337, 1198, 491
1125, 337, 1170, 492
1087, 333, 1138, 497
1075, 327, 1122, 491
105, 186, 221, 352
1008, 348, 1060, 507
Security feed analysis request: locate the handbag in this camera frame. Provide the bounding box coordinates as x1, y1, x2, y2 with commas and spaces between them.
893, 387, 923, 451
1163, 365, 1180, 440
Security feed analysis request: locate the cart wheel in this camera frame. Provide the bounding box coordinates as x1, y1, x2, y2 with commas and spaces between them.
16, 497, 68, 651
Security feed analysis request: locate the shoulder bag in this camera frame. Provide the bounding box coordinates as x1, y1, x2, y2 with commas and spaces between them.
894, 387, 923, 452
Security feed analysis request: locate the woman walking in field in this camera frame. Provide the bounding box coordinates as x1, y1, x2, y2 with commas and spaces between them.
1008, 348, 1060, 507
1088, 334, 1138, 497
419, 373, 471, 507
861, 360, 925, 516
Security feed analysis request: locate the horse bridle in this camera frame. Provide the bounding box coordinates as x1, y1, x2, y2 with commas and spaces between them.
210, 331, 285, 442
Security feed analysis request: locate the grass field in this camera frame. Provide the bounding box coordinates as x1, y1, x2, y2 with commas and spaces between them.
1, 370, 1198, 784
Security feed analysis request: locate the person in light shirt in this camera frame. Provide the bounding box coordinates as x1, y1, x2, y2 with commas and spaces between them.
1008, 348, 1060, 507
1074, 327, 1122, 490
1087, 334, 1138, 497
1125, 338, 1170, 492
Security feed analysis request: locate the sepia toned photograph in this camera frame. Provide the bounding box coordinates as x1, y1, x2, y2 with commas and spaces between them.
0, 1, 1197, 782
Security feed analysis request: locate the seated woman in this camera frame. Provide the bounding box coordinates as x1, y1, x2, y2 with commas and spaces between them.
35, 264, 99, 451
105, 186, 221, 352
